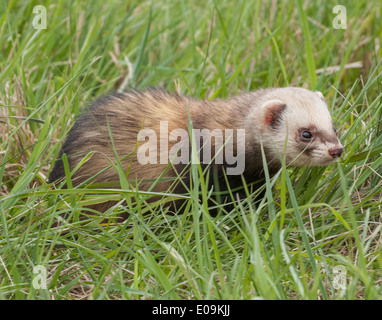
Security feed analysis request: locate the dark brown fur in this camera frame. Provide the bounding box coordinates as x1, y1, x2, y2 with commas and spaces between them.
49, 89, 281, 213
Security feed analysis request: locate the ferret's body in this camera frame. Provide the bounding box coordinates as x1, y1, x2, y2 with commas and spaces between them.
49, 88, 343, 212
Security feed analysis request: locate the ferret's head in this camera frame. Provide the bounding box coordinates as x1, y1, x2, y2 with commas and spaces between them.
250, 87, 343, 167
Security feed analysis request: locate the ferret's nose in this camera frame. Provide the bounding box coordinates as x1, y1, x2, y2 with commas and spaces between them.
329, 147, 343, 158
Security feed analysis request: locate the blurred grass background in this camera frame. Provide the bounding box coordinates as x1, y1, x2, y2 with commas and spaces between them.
0, 0, 381, 299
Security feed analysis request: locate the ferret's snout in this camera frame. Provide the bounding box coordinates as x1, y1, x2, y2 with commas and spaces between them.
328, 147, 344, 158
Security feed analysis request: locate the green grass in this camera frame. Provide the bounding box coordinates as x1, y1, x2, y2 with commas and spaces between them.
0, 0, 381, 300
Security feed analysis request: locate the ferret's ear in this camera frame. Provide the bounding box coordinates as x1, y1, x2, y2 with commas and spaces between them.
261, 100, 287, 128
315, 91, 325, 101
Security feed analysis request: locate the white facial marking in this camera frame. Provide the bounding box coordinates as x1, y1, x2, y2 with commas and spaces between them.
255, 87, 343, 167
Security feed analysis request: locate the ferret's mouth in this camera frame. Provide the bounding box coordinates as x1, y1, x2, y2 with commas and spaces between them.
313, 156, 342, 166
319, 158, 338, 166
296, 153, 340, 167
305, 145, 344, 166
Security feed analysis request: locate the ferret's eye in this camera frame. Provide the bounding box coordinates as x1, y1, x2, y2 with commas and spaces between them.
301, 131, 313, 140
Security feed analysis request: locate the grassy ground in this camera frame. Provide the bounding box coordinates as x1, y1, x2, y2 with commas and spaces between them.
0, 0, 381, 300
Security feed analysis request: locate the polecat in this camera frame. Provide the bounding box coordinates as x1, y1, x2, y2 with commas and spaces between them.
48, 87, 343, 213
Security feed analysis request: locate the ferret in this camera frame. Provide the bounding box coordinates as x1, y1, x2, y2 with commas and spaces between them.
48, 87, 343, 213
